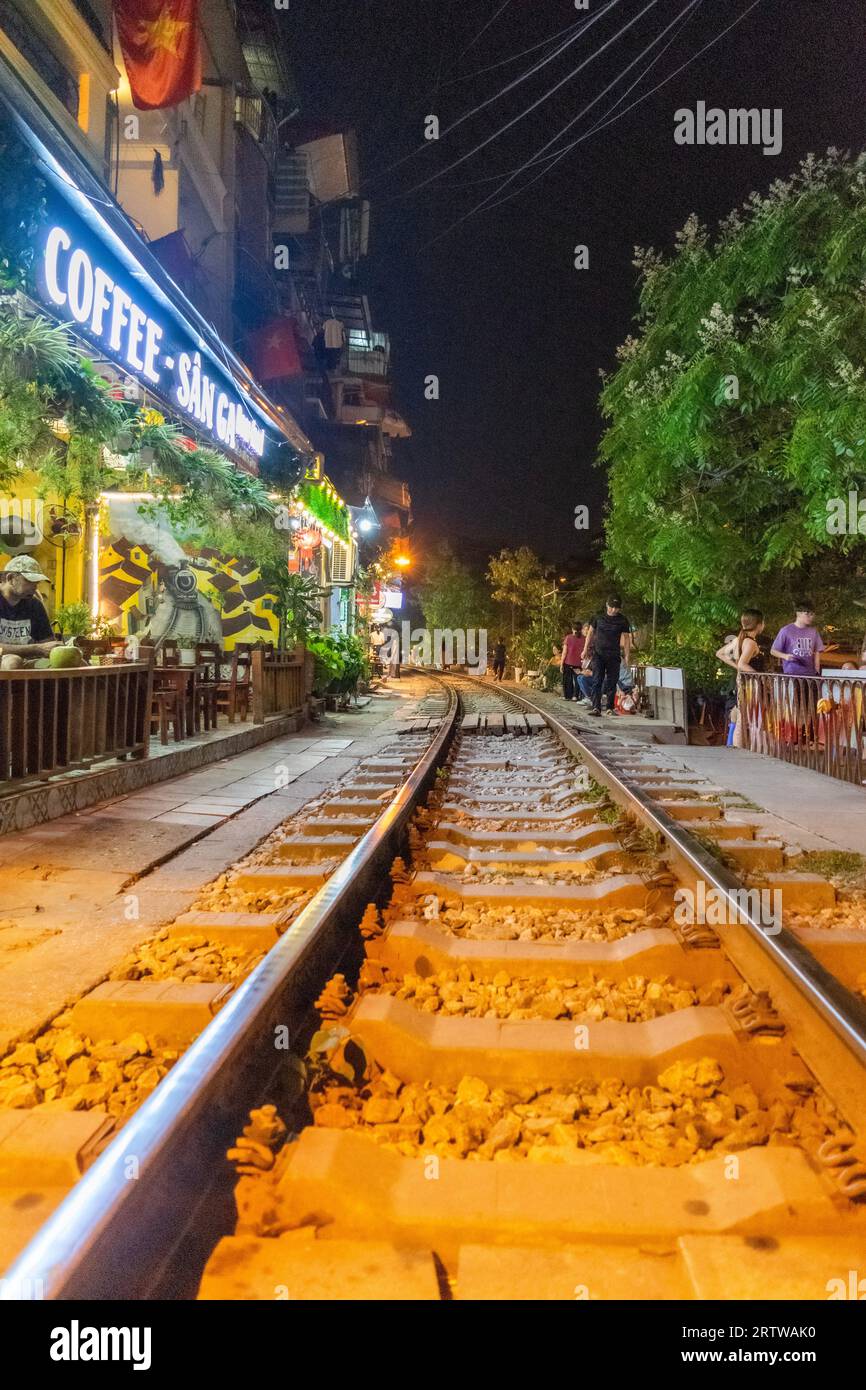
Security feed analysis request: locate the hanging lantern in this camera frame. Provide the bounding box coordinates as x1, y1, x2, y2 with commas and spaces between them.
296, 527, 322, 550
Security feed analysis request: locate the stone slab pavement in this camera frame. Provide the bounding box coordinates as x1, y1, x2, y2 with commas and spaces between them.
0, 677, 438, 1052
509, 683, 866, 857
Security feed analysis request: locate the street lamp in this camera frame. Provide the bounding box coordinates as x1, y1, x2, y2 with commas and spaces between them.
393, 553, 411, 569
350, 497, 380, 536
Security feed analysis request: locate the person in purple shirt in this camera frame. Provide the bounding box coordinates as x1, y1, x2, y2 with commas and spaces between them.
770, 602, 824, 676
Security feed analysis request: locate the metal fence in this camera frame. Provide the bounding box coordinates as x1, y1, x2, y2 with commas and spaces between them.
739, 672, 866, 784
0, 663, 152, 785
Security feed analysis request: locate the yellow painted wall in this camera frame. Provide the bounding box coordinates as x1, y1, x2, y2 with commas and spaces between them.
0, 475, 85, 619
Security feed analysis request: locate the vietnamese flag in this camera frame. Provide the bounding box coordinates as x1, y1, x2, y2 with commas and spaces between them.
114, 0, 202, 111
248, 318, 303, 381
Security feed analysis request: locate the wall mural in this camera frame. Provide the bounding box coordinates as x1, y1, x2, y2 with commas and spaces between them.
99, 499, 278, 649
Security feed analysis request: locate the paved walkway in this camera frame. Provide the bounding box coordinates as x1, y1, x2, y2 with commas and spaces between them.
0, 677, 437, 1050
508, 683, 866, 857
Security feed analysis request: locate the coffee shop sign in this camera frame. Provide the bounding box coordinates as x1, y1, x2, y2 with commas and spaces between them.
40, 224, 265, 459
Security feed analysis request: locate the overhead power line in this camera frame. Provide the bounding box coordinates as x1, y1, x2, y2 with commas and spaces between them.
426, 0, 765, 245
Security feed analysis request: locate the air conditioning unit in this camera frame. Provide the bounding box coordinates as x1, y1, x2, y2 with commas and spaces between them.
330, 538, 355, 585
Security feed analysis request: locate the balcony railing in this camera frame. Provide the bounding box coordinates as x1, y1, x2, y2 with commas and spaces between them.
344, 347, 389, 379
235, 90, 278, 170
0, 664, 152, 786
738, 672, 866, 783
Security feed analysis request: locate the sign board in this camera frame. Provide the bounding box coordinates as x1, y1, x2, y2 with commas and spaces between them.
35, 192, 268, 461
382, 588, 403, 609
644, 665, 685, 690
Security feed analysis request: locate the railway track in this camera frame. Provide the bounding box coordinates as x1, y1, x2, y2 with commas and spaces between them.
4, 673, 866, 1300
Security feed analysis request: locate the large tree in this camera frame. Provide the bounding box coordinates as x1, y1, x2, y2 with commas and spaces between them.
418, 543, 493, 633
600, 149, 866, 643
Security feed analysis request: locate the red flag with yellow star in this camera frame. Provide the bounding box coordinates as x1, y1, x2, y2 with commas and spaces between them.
114, 0, 202, 111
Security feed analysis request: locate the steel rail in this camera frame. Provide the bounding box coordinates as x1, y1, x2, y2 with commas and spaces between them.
449, 674, 866, 1123
1, 679, 458, 1301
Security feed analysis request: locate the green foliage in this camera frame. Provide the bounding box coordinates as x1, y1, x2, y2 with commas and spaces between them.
418, 543, 494, 633
305, 631, 370, 695
0, 309, 123, 493
600, 151, 866, 644
55, 601, 91, 639
487, 546, 549, 633
259, 570, 325, 649
297, 479, 349, 541
328, 631, 370, 690
306, 632, 346, 691
637, 633, 730, 694
512, 617, 560, 674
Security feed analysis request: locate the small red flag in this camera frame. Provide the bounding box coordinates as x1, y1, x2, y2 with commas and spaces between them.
114, 0, 202, 112
248, 318, 303, 381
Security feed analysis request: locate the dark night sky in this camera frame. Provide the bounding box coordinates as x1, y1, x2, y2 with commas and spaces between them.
285, 0, 865, 563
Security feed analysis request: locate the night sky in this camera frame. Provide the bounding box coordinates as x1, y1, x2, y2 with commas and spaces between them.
286, 0, 865, 563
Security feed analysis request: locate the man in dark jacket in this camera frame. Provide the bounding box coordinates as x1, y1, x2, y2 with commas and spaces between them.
584, 597, 631, 716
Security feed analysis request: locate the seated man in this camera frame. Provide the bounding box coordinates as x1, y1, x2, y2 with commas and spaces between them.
0, 555, 61, 668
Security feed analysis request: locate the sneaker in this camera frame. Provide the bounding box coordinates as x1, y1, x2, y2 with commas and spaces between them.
587, 708, 601, 717
603, 707, 619, 716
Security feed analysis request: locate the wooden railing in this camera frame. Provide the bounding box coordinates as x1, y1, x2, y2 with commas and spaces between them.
250, 648, 305, 723
0, 663, 153, 785
739, 672, 866, 784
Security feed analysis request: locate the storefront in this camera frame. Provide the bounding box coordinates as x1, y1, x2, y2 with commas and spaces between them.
0, 72, 358, 649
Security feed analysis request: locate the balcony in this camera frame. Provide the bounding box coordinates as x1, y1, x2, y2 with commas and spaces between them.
234, 89, 277, 170
340, 401, 383, 427
344, 346, 389, 380
371, 475, 412, 512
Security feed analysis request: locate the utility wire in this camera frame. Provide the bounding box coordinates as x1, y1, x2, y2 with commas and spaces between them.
396, 0, 655, 201
456, 0, 512, 63
365, 1, 616, 188
440, 16, 592, 87
427, 0, 763, 243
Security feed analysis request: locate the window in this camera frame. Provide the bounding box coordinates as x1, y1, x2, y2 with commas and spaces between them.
0, 1, 78, 117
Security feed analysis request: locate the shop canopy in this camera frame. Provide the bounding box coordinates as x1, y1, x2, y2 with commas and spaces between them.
0, 51, 313, 474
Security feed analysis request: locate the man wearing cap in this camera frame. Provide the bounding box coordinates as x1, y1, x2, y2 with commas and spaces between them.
583, 595, 632, 717
0, 556, 60, 669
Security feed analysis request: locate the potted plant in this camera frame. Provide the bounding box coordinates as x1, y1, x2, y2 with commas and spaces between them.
55, 601, 91, 641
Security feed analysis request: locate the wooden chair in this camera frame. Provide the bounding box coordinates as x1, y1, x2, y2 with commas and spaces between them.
217, 643, 252, 723
194, 643, 221, 731
143, 648, 183, 745
159, 638, 180, 666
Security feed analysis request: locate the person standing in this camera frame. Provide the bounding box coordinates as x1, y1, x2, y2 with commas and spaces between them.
584, 597, 631, 716
492, 637, 507, 682
731, 610, 766, 750
770, 602, 824, 677
560, 623, 584, 701
770, 601, 825, 747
